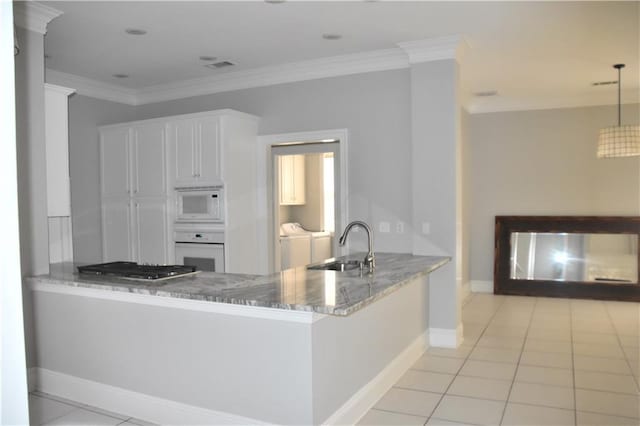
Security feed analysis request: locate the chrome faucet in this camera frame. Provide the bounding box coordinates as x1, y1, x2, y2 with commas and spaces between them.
338, 221, 375, 272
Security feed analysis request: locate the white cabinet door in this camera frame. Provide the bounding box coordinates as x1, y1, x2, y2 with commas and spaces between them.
170, 119, 198, 186
101, 127, 130, 198
197, 118, 221, 184
169, 117, 221, 187
133, 198, 169, 265
279, 155, 305, 205
102, 198, 132, 262
132, 123, 167, 197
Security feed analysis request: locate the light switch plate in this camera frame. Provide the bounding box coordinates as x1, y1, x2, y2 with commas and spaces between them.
396, 222, 404, 233
422, 222, 430, 234
379, 222, 390, 233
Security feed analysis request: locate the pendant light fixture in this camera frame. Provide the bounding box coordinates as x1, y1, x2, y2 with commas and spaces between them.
597, 64, 640, 158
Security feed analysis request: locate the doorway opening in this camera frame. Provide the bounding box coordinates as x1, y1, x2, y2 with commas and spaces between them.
272, 142, 340, 272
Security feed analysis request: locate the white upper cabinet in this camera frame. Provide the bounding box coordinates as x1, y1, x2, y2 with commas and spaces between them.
100, 127, 130, 198
169, 117, 221, 187
197, 118, 221, 184
279, 155, 306, 205
101, 124, 167, 198
171, 118, 197, 184
131, 123, 167, 197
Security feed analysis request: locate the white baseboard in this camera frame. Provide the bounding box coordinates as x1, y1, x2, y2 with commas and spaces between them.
29, 368, 274, 425
323, 330, 430, 425
470, 280, 493, 293
429, 324, 464, 348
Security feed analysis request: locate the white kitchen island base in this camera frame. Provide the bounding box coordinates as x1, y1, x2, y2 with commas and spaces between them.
29, 273, 431, 425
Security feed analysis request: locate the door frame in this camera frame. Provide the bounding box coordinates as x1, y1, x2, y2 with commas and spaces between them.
256, 129, 349, 274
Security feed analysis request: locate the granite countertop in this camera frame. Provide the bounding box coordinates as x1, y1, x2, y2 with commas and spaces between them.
28, 253, 450, 316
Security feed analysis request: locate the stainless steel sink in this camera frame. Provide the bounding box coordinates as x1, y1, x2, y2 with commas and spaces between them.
307, 260, 361, 272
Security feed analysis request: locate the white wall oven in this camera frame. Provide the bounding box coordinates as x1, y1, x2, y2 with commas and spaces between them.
176, 186, 223, 223
174, 225, 225, 272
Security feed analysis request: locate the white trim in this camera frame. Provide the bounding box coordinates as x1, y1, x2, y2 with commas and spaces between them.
429, 324, 464, 348
13, 1, 62, 34
98, 108, 259, 132
44, 42, 639, 115
136, 48, 408, 105
29, 280, 325, 324
29, 368, 275, 426
323, 330, 429, 426
398, 35, 469, 64
256, 129, 349, 275
467, 89, 640, 114
470, 280, 493, 293
46, 69, 138, 105
43, 83, 75, 96
460, 281, 471, 304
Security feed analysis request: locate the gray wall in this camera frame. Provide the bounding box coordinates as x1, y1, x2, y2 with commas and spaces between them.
312, 274, 429, 423
409, 60, 462, 333
132, 69, 413, 254
468, 104, 640, 282
67, 95, 136, 263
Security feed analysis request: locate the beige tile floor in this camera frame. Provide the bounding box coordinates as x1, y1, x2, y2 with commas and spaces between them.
28, 392, 156, 426
359, 293, 640, 426
29, 293, 640, 425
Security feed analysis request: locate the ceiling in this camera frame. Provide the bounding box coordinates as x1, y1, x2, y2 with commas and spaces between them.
43, 1, 640, 111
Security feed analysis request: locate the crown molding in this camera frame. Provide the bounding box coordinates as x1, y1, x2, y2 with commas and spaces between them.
44, 83, 76, 96
45, 69, 138, 105
136, 47, 408, 105
398, 35, 469, 64
44, 36, 637, 115
467, 89, 640, 114
13, 1, 63, 35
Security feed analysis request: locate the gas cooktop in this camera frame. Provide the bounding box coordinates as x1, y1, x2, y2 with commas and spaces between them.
78, 261, 198, 281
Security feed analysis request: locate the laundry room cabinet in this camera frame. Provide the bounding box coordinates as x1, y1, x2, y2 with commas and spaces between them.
279, 154, 306, 205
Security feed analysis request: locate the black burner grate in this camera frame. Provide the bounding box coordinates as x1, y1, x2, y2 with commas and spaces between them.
78, 261, 196, 280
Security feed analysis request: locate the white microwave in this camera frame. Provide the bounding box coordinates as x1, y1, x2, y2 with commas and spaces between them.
176, 186, 223, 223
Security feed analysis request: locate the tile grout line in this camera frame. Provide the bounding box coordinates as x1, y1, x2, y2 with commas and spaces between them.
31, 391, 133, 425
30, 393, 84, 426
569, 299, 578, 426
424, 294, 508, 426
604, 300, 640, 393
498, 297, 537, 426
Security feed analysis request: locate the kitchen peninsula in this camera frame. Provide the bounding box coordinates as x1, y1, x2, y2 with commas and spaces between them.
27, 253, 449, 425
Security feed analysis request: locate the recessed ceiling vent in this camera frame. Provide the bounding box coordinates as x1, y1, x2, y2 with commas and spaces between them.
592, 80, 618, 86
204, 60, 236, 70
474, 90, 498, 97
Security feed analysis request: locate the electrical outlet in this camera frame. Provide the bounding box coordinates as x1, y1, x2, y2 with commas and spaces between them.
379, 222, 390, 233
396, 221, 404, 233
422, 222, 430, 235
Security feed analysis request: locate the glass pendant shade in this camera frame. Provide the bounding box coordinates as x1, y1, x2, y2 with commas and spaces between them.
597, 125, 640, 158
597, 63, 640, 158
